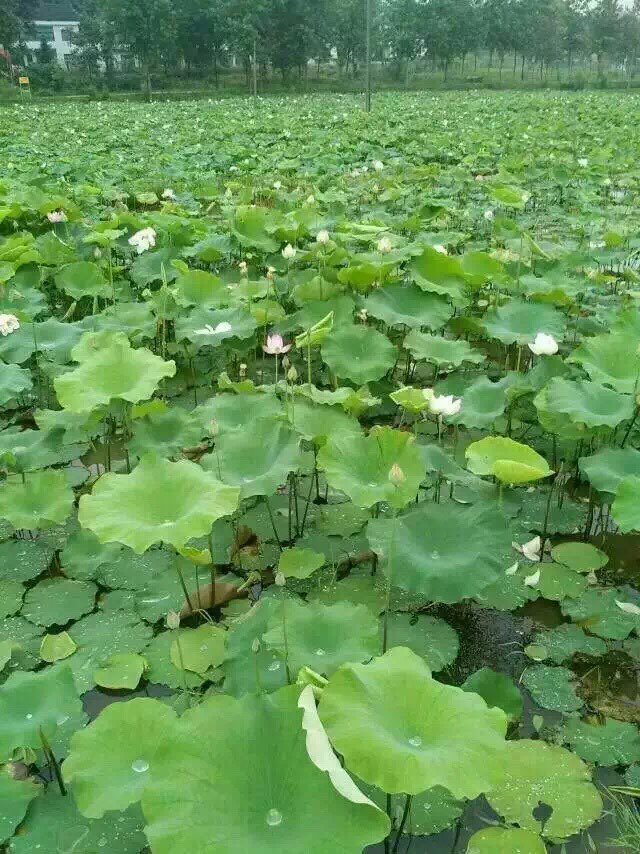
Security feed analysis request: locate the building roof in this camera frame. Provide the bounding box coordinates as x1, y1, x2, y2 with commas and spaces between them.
33, 2, 78, 21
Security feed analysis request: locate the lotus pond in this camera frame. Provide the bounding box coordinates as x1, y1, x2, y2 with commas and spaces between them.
2, 90, 640, 853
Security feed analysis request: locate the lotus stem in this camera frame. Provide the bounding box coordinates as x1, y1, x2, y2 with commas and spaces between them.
381, 512, 397, 654
38, 728, 66, 796
208, 530, 216, 608
264, 496, 282, 551
392, 794, 412, 853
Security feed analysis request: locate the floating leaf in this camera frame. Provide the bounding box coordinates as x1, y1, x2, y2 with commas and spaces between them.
278, 547, 325, 579
521, 664, 582, 712
321, 325, 396, 385
40, 631, 77, 662
467, 826, 547, 853
462, 667, 523, 721
551, 542, 608, 573
561, 716, 640, 766
94, 653, 146, 689
0, 470, 73, 530
170, 624, 226, 675
466, 436, 552, 484
0, 768, 41, 844
530, 624, 607, 664
22, 579, 96, 627
562, 588, 640, 639
382, 613, 458, 672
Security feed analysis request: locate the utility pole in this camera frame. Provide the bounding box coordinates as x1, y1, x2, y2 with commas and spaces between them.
252, 36, 258, 103
365, 0, 371, 111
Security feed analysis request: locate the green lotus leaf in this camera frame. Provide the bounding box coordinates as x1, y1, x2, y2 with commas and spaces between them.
409, 246, 467, 301
79, 455, 240, 553
482, 300, 565, 345
317, 426, 423, 511
64, 610, 153, 693
0, 426, 89, 473
0, 470, 73, 530
55, 332, 176, 413
0, 363, 32, 405
521, 664, 582, 712
263, 600, 379, 677
130, 248, 179, 287
467, 827, 547, 853
195, 392, 283, 436
0, 767, 41, 844
287, 398, 361, 447
390, 386, 431, 413
473, 564, 540, 610
367, 501, 513, 604
54, 261, 110, 300
561, 587, 640, 639
490, 185, 530, 208
579, 447, 640, 496
309, 567, 386, 615
172, 269, 228, 308
363, 783, 463, 836
202, 419, 301, 499
64, 698, 178, 817
462, 667, 523, 721
170, 624, 226, 675
183, 231, 231, 263
486, 740, 602, 839
315, 503, 369, 537
0, 615, 42, 671
561, 716, 640, 766
319, 647, 507, 797
612, 475, 640, 532
22, 578, 96, 627
231, 205, 280, 252
625, 764, 640, 787
177, 306, 257, 346
530, 623, 607, 664
0, 580, 23, 618
551, 542, 608, 573
93, 652, 146, 689
452, 376, 507, 429
404, 330, 485, 368
542, 377, 634, 429
466, 436, 552, 484
143, 630, 210, 690
363, 284, 453, 329
278, 547, 325, 579
0, 664, 81, 759
127, 406, 204, 459
382, 613, 459, 672
569, 332, 640, 393
9, 788, 146, 854
533, 385, 590, 440
40, 631, 77, 662
0, 318, 83, 365
80, 301, 156, 343
321, 325, 396, 385
531, 562, 588, 600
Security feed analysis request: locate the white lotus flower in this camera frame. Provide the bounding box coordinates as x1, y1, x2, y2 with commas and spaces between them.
273, 180, 282, 190
429, 394, 461, 417
372, 160, 384, 171
316, 230, 330, 245
578, 157, 589, 168
162, 188, 176, 200
528, 332, 558, 356
306, 195, 315, 204
47, 209, 67, 223
483, 209, 494, 221
615, 600, 640, 616
0, 314, 20, 336
239, 261, 248, 276
195, 322, 232, 336
282, 243, 296, 260
377, 237, 392, 254
224, 187, 233, 198
505, 562, 519, 576
513, 535, 541, 562
433, 244, 448, 255
524, 569, 541, 587
128, 227, 156, 255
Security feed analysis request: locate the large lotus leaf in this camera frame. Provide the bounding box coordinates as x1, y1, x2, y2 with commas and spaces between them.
263, 600, 379, 677
231, 205, 280, 252
61, 528, 124, 581
562, 715, 640, 768
486, 740, 602, 839
287, 398, 361, 447
0, 578, 23, 620
542, 377, 634, 429
579, 447, 640, 496
0, 768, 41, 843
0, 470, 73, 530
0, 318, 83, 365
130, 248, 179, 287
409, 247, 467, 301
321, 325, 396, 385
10, 788, 146, 854
0, 363, 32, 406
172, 269, 228, 308
612, 475, 640, 532
533, 385, 590, 441
363, 783, 463, 836
363, 284, 453, 330
466, 436, 552, 484
0, 426, 89, 473
195, 392, 282, 436
462, 668, 523, 721
319, 647, 506, 797
569, 332, 640, 393
521, 664, 582, 712
177, 306, 257, 345
22, 578, 96, 627
551, 541, 608, 573
0, 664, 81, 759
309, 566, 386, 615
143, 685, 389, 853
404, 330, 485, 368
381, 613, 458, 671
64, 698, 178, 817
128, 407, 203, 459
79, 455, 240, 553
80, 301, 156, 342
55, 333, 176, 413
202, 418, 301, 499
315, 503, 370, 537
317, 426, 423, 511
467, 827, 547, 853
561, 588, 640, 639
474, 565, 540, 610
530, 624, 607, 664
54, 261, 110, 300
0, 615, 42, 671
482, 300, 565, 345
367, 501, 513, 604
531, 562, 588, 601
452, 376, 507, 429
64, 610, 153, 693
278, 547, 325, 579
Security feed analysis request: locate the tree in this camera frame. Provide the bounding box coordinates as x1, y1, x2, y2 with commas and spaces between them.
0, 0, 36, 51
36, 37, 56, 65
590, 0, 622, 74
174, 0, 228, 82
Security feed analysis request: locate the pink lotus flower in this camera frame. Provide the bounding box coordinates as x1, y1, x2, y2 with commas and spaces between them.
263, 334, 291, 355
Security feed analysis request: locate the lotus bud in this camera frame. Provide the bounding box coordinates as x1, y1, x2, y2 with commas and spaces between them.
377, 237, 392, 253
274, 571, 286, 587
388, 463, 406, 486
166, 610, 181, 630
287, 365, 298, 382
239, 260, 248, 276
251, 638, 261, 654
357, 308, 369, 323
282, 243, 296, 260
316, 229, 330, 245
239, 363, 247, 378
207, 418, 220, 438
282, 355, 290, 369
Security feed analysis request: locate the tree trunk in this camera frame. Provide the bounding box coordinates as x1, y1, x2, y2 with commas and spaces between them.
144, 62, 151, 101
513, 49, 517, 75
521, 53, 525, 81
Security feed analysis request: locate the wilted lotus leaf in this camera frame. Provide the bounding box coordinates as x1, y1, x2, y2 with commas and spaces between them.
79, 455, 240, 553
318, 426, 423, 511
319, 647, 507, 797
487, 740, 602, 838
142, 686, 390, 853
55, 332, 176, 413
321, 324, 396, 385
466, 436, 552, 484
0, 470, 74, 530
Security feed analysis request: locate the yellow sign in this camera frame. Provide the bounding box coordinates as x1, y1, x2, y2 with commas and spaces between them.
19, 76, 29, 85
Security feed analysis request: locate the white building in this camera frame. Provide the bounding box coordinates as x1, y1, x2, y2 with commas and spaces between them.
24, 2, 79, 68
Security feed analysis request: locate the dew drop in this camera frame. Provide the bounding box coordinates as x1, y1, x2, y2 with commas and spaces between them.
315, 648, 326, 657
430, 550, 440, 560
268, 660, 281, 671
131, 759, 149, 773
408, 735, 422, 747
266, 808, 283, 827
199, 645, 208, 652
25, 713, 33, 720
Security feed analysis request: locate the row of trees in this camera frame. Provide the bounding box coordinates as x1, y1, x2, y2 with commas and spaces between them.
2, 0, 639, 87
